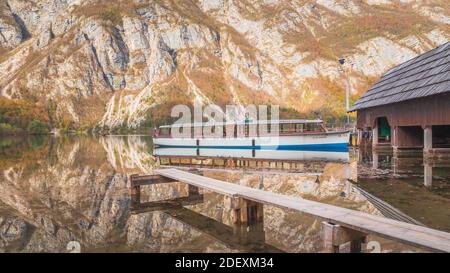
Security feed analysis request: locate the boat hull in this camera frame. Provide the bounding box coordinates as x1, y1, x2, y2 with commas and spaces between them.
154, 148, 349, 162
153, 131, 349, 152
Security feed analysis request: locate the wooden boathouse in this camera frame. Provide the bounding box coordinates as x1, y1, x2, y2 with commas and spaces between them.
349, 41, 450, 158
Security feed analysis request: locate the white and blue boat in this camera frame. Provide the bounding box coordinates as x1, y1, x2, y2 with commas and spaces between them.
153, 119, 349, 152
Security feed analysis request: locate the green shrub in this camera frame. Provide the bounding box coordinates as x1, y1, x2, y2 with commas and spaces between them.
0, 123, 24, 135
0, 123, 13, 130
27, 135, 47, 148
27, 120, 49, 135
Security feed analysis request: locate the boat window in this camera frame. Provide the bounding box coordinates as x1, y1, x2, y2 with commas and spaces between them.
224, 124, 235, 137
237, 125, 245, 137
306, 123, 319, 132
295, 124, 304, 132
160, 127, 170, 135
280, 124, 291, 133
258, 123, 270, 135
193, 126, 202, 137
203, 126, 214, 137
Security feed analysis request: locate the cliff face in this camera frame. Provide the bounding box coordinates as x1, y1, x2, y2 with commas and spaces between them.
0, 0, 448, 129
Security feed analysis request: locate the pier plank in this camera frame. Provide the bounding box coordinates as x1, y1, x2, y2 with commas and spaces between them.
155, 168, 450, 253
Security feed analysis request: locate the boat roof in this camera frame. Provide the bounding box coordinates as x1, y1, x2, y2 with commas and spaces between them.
159, 119, 323, 128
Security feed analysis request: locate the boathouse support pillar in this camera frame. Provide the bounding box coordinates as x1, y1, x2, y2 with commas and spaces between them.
372, 126, 378, 147
372, 151, 379, 169
424, 126, 433, 153
357, 130, 362, 146
424, 162, 433, 187
321, 222, 367, 253
392, 126, 398, 148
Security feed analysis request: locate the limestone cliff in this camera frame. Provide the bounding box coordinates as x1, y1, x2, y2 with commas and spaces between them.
0, 0, 448, 130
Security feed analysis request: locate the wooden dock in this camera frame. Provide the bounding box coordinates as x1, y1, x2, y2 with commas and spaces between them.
133, 168, 450, 253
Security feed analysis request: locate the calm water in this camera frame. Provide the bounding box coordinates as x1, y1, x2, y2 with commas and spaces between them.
0, 135, 449, 253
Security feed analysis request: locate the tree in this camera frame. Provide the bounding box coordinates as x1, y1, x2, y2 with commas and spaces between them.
27, 120, 49, 135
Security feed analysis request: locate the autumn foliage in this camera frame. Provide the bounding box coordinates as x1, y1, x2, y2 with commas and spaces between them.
0, 97, 49, 135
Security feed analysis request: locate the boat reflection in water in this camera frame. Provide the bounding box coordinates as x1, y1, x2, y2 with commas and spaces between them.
154, 148, 350, 163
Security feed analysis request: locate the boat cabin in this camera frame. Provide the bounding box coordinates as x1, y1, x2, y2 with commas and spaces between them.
155, 120, 327, 138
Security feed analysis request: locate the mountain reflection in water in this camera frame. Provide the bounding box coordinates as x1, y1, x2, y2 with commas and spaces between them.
0, 135, 448, 253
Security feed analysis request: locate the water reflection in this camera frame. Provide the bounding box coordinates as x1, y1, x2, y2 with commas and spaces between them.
131, 189, 282, 252
154, 148, 349, 162
0, 135, 448, 253
357, 148, 450, 231
363, 148, 450, 189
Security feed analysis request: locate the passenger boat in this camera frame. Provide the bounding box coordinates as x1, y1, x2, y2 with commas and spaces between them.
153, 119, 349, 152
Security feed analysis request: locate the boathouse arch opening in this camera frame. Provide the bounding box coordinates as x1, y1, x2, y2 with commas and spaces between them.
374, 117, 391, 144
432, 125, 450, 149
394, 126, 424, 149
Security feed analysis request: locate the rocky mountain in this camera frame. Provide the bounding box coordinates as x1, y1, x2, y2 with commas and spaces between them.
0, 0, 448, 130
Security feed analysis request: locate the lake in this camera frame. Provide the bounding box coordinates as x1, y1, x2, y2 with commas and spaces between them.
0, 135, 449, 253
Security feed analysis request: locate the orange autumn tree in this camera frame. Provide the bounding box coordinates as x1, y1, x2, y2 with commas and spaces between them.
0, 97, 49, 135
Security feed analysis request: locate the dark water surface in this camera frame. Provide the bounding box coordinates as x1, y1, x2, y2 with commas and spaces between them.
0, 135, 448, 253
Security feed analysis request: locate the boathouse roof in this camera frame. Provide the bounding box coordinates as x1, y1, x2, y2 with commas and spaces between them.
349, 41, 450, 111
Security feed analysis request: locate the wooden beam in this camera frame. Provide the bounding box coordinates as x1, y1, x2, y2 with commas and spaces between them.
131, 195, 204, 214
130, 174, 177, 187
321, 221, 367, 253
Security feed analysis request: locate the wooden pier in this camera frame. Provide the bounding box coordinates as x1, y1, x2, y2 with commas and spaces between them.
131, 168, 450, 253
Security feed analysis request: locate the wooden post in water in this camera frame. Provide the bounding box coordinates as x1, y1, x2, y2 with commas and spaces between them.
188, 184, 200, 196
229, 197, 265, 225
248, 201, 264, 224
230, 197, 248, 224
130, 174, 140, 207
228, 197, 265, 244
321, 222, 367, 253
